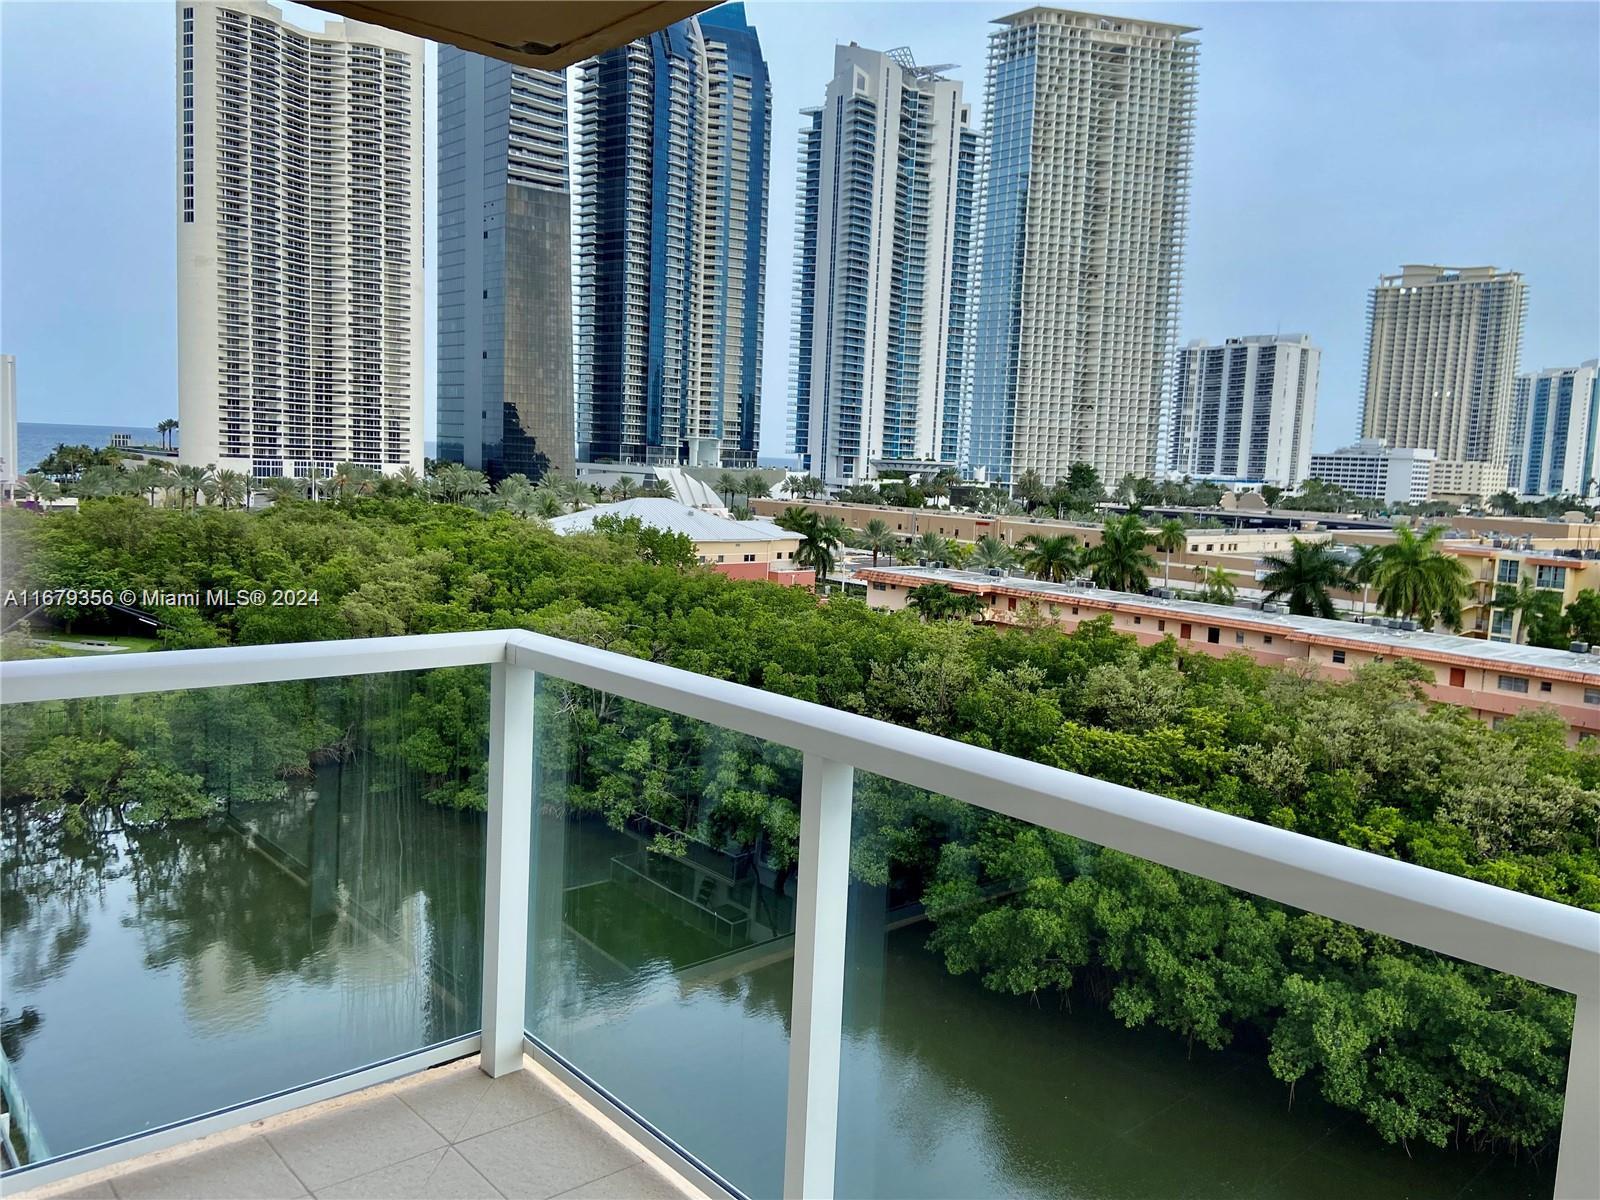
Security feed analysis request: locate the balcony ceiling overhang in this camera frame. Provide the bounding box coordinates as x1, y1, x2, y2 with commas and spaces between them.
312, 1, 716, 69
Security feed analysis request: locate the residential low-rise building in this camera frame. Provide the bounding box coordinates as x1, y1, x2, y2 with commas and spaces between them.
859, 565, 1600, 741
1308, 438, 1434, 504
547, 498, 813, 586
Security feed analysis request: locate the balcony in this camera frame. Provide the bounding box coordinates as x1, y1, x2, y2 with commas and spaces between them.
1, 630, 1596, 1200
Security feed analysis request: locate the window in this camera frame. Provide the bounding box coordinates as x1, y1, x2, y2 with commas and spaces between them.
1539, 681, 1552, 693
1262, 635, 1273, 645
1331, 650, 1346, 664
715, 555, 725, 563
1132, 615, 1141, 625
870, 582, 886, 591
1007, 597, 1016, 611
743, 554, 756, 563
1585, 688, 1600, 706
1158, 620, 1166, 632
1535, 565, 1567, 589
1206, 627, 1220, 644
1497, 675, 1529, 694
1234, 632, 1245, 645
1496, 559, 1519, 584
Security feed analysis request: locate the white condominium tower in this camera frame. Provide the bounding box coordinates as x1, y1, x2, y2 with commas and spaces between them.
1167, 335, 1320, 487
1507, 361, 1599, 499
789, 45, 980, 485
177, 1, 424, 480
1359, 265, 1526, 493
969, 7, 1198, 486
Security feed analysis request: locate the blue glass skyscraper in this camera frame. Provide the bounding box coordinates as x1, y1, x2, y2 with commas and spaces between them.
574, 4, 771, 468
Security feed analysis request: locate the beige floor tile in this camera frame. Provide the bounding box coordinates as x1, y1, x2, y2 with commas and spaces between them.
549, 1163, 689, 1200
313, 1147, 501, 1199
397, 1065, 563, 1143
456, 1109, 638, 1200
8, 1180, 118, 1200
109, 1134, 309, 1200
266, 1095, 445, 1192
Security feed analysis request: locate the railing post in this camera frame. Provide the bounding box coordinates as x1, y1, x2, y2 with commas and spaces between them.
783, 754, 854, 1200
1555, 992, 1600, 1200
481, 660, 536, 1078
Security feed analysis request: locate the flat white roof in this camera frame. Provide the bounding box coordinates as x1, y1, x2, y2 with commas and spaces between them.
867, 566, 1600, 680
547, 498, 796, 543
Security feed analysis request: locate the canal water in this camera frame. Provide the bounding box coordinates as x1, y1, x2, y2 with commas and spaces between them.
1, 791, 1553, 1198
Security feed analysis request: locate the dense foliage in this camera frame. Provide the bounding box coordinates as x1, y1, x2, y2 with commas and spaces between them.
3, 496, 1596, 1159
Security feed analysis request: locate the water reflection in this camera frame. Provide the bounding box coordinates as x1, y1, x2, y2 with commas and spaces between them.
0, 774, 484, 1167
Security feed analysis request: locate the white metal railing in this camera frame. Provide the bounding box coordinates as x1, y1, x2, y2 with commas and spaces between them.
2, 629, 1597, 1199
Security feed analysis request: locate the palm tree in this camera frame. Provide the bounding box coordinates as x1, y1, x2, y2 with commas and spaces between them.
968, 534, 1016, 571
1371, 525, 1472, 629
125, 462, 167, 506
907, 583, 984, 622
1086, 514, 1155, 592
173, 463, 215, 512
1153, 518, 1186, 589
1013, 468, 1046, 512
394, 465, 423, 494
1347, 544, 1385, 617
1259, 538, 1349, 618
777, 508, 840, 591
497, 473, 541, 518
859, 518, 898, 566
16, 472, 60, 504
263, 476, 302, 506
210, 469, 248, 510
911, 530, 953, 564
744, 473, 771, 501
559, 476, 594, 511
157, 418, 179, 452
1197, 566, 1237, 606
1492, 577, 1543, 644
716, 471, 743, 507
1018, 534, 1082, 583
531, 488, 566, 519
608, 474, 638, 501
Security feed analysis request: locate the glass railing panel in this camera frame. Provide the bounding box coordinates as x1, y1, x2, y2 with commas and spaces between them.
525, 676, 797, 1197
837, 771, 1571, 1200
0, 669, 488, 1171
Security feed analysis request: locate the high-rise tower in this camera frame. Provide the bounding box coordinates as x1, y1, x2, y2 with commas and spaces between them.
1359, 265, 1526, 499
1507, 361, 1599, 499
1168, 335, 1320, 487
574, 5, 771, 468
437, 49, 573, 482
968, 7, 1197, 486
788, 45, 979, 485
176, 1, 424, 481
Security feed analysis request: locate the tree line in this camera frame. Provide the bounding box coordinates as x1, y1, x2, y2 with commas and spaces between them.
1, 496, 1596, 1162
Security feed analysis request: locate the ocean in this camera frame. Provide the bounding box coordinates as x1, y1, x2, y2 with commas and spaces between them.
17, 422, 166, 474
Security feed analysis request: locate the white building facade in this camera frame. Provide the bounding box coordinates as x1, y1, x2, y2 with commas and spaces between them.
1507, 361, 1599, 499
1308, 438, 1435, 505
788, 45, 980, 486
0, 355, 17, 492
1167, 335, 1319, 487
1359, 265, 1526, 497
968, 8, 1198, 486
176, 1, 424, 480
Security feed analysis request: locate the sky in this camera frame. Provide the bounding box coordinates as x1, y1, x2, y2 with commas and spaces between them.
2, 1, 1596, 459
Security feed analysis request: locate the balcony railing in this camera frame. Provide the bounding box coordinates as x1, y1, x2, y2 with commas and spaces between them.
1, 629, 1596, 1198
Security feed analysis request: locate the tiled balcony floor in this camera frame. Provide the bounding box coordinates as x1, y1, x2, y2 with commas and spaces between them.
15, 1056, 704, 1200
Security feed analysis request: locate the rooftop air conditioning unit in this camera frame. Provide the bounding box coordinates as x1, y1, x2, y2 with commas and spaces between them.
1570, 642, 1590, 654
987, 568, 1002, 577
1399, 620, 1418, 632
1387, 619, 1403, 630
